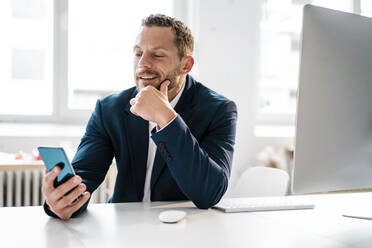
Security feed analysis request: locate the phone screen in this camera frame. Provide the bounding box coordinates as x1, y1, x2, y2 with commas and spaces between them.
38, 147, 76, 187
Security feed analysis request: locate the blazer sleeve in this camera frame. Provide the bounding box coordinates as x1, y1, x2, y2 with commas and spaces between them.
151, 100, 237, 209
44, 99, 114, 218
73, 99, 115, 215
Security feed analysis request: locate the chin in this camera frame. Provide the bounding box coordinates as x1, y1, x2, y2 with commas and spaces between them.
136, 82, 160, 91
140, 79, 162, 88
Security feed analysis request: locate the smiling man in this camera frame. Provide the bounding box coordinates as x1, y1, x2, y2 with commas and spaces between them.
42, 14, 237, 220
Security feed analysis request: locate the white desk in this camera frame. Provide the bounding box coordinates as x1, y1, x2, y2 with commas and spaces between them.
1, 192, 372, 248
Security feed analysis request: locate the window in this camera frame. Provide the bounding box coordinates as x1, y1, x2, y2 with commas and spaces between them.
68, 0, 174, 110
257, 0, 370, 126
0, 0, 53, 116
362, 1, 372, 16
0, 0, 178, 123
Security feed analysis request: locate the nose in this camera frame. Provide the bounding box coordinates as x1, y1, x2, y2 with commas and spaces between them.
137, 52, 152, 69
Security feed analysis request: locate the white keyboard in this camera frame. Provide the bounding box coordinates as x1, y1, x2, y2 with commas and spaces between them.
213, 197, 315, 213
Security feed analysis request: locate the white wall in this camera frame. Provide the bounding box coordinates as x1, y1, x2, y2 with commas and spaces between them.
196, 0, 259, 177
194, 0, 293, 192
0, 123, 83, 154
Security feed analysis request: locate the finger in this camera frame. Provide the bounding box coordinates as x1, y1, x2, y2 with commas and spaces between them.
129, 98, 136, 106
160, 80, 170, 97
49, 175, 82, 203
42, 166, 60, 195
69, 191, 90, 208
135, 91, 142, 99
57, 183, 86, 208
130, 105, 139, 116
62, 192, 91, 220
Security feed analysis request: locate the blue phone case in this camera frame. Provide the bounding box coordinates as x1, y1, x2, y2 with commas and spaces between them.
38, 147, 76, 187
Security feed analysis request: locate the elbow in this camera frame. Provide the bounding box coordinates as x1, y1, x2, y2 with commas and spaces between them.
192, 173, 229, 209
193, 195, 219, 209
193, 201, 212, 210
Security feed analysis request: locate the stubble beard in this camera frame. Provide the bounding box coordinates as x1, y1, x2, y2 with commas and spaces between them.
135, 64, 182, 91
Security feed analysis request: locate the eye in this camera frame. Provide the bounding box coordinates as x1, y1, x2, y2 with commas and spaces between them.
153, 54, 164, 58
134, 50, 142, 57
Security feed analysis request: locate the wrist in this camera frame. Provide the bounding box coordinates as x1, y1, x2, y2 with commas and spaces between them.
157, 109, 177, 129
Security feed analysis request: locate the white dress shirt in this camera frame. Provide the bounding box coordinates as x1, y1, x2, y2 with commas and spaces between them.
142, 82, 186, 202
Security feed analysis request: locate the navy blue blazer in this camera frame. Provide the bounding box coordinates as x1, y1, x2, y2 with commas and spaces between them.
45, 75, 237, 217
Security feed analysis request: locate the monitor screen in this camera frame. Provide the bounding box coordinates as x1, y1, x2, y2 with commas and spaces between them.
292, 5, 372, 194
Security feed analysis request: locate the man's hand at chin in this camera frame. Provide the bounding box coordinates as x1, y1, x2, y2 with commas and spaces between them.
129, 80, 177, 129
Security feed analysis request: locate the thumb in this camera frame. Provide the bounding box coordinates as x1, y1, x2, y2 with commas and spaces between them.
160, 80, 170, 97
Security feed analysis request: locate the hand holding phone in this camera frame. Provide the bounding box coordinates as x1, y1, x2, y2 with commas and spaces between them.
38, 147, 90, 220
38, 147, 76, 187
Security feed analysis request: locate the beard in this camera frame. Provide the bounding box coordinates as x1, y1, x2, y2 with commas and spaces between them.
164, 65, 181, 91
135, 64, 182, 91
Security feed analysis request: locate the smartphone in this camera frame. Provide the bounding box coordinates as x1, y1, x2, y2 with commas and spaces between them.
38, 147, 76, 188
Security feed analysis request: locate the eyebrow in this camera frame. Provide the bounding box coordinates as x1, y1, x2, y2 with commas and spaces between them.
133, 45, 168, 51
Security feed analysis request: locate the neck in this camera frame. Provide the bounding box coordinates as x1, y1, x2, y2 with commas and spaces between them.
168, 76, 186, 102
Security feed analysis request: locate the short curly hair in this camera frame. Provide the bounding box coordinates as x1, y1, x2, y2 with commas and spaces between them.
142, 14, 194, 59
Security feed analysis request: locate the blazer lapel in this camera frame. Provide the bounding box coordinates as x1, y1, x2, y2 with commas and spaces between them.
123, 92, 149, 201
150, 75, 197, 190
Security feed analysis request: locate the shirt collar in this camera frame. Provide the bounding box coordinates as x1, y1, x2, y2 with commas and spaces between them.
169, 80, 186, 108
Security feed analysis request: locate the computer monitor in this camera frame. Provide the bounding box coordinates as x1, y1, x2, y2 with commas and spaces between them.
292, 5, 372, 194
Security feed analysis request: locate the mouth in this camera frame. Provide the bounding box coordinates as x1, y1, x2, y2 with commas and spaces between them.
137, 73, 161, 87
139, 75, 157, 80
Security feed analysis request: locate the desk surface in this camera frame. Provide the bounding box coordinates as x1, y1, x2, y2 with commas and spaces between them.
1, 193, 372, 248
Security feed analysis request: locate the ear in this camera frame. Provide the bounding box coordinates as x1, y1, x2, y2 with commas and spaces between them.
180, 56, 194, 75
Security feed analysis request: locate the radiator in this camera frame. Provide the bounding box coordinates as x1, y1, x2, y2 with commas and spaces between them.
0, 170, 112, 207
0, 170, 44, 207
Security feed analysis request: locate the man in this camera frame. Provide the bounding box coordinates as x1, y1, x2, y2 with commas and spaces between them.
42, 14, 237, 220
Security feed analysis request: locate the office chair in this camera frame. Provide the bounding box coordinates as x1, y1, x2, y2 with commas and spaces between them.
232, 166, 289, 197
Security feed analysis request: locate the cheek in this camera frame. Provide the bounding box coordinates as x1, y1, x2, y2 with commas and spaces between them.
133, 58, 138, 68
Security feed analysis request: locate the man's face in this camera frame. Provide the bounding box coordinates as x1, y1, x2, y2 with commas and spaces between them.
133, 26, 182, 91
